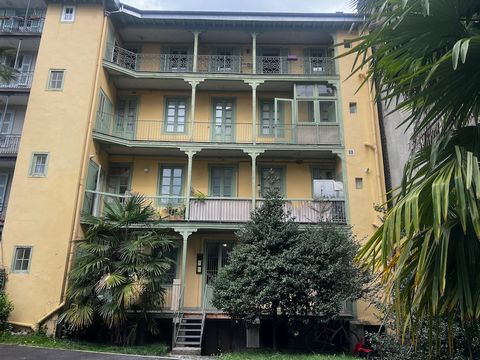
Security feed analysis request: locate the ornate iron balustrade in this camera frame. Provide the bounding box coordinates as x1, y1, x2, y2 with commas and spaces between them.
197, 54, 246, 74
0, 13, 45, 33
0, 135, 20, 155
0, 202, 7, 222
93, 113, 342, 146
0, 71, 33, 89
105, 45, 336, 75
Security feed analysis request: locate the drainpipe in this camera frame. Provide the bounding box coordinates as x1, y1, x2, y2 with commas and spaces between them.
34, 301, 66, 331
23, 0, 31, 30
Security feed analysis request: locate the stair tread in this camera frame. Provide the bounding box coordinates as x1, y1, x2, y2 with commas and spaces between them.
177, 335, 201, 338
176, 342, 201, 346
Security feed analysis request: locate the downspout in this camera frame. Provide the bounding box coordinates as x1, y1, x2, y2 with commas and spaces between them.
58, 10, 108, 308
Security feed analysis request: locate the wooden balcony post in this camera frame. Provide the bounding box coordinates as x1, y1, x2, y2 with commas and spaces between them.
192, 31, 200, 72
174, 229, 197, 310
1, 95, 9, 127
245, 81, 263, 144
182, 148, 198, 221
187, 80, 203, 141
246, 150, 264, 208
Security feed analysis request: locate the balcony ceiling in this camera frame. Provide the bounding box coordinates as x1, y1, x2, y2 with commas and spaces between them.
0, 94, 29, 106
111, 77, 191, 90
120, 27, 333, 45
0, 38, 40, 52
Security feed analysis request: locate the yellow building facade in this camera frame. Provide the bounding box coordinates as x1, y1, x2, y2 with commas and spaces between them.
0, 0, 385, 353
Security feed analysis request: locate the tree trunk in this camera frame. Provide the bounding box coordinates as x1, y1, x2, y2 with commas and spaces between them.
272, 305, 278, 351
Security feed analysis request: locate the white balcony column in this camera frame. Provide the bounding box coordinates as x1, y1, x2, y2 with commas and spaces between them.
245, 81, 263, 144
187, 79, 203, 141
175, 229, 197, 309
251, 32, 257, 74
14, 39, 22, 68
181, 147, 201, 220
192, 31, 200, 72
246, 150, 264, 208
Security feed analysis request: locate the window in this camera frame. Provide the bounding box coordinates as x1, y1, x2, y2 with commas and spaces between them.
355, 177, 363, 189
164, 248, 178, 283
159, 166, 184, 204
47, 70, 64, 90
29, 153, 48, 177
107, 164, 131, 195
165, 98, 187, 133
12, 247, 32, 273
61, 6, 75, 22
349, 102, 357, 114
96, 90, 113, 133
210, 167, 236, 197
312, 168, 339, 199
344, 41, 352, 49
260, 167, 285, 197
319, 101, 336, 122
259, 100, 284, 136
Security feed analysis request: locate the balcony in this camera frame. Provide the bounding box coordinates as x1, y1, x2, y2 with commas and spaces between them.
106, 45, 336, 76
0, 12, 45, 34
0, 135, 20, 155
83, 190, 347, 224
93, 116, 341, 147
0, 71, 33, 90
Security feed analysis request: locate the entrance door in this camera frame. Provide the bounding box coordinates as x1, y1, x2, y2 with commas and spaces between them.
114, 98, 137, 139
212, 99, 235, 142
203, 241, 234, 308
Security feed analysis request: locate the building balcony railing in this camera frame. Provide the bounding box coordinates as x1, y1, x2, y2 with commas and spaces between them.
0, 17, 44, 33
0, 135, 20, 155
94, 116, 341, 146
0, 71, 33, 89
106, 45, 336, 76
0, 202, 7, 223
83, 190, 347, 224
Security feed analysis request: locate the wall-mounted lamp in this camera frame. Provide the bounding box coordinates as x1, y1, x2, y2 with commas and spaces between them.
143, 167, 150, 173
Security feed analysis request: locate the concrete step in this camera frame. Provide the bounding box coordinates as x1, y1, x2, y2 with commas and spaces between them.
171, 346, 202, 356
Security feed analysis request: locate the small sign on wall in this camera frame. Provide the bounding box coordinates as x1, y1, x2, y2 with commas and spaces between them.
196, 254, 203, 274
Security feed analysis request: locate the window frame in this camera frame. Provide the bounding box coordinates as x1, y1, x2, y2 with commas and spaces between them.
47, 69, 65, 91
294, 83, 338, 125
29, 152, 49, 177
11, 246, 33, 273
157, 164, 185, 205
311, 166, 337, 199
259, 165, 286, 197
163, 97, 189, 134
60, 5, 76, 23
208, 165, 237, 198
258, 99, 285, 137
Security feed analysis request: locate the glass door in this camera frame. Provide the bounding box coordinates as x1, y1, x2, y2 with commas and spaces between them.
212, 99, 235, 142
114, 98, 137, 139
169, 48, 189, 72
0, 172, 8, 214
203, 241, 234, 308
15, 55, 32, 86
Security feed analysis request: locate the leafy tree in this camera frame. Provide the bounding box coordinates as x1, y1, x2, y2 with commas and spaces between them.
347, 0, 480, 347
61, 195, 174, 345
0, 293, 13, 331
213, 185, 368, 349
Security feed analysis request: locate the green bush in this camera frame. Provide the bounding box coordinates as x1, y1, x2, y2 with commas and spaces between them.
368, 319, 480, 360
0, 292, 13, 330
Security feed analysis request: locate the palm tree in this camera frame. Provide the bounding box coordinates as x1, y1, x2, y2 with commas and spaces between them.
346, 0, 480, 341
61, 195, 175, 345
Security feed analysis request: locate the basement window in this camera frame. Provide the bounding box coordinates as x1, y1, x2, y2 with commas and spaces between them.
12, 246, 32, 273
61, 6, 75, 22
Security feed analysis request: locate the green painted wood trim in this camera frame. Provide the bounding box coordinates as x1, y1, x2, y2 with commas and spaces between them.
259, 164, 287, 197
157, 163, 186, 205
114, 96, 139, 140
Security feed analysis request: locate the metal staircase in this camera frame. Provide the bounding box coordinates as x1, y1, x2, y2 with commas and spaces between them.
171, 284, 208, 356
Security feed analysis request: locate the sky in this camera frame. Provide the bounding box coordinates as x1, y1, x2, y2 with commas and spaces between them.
122, 0, 355, 13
